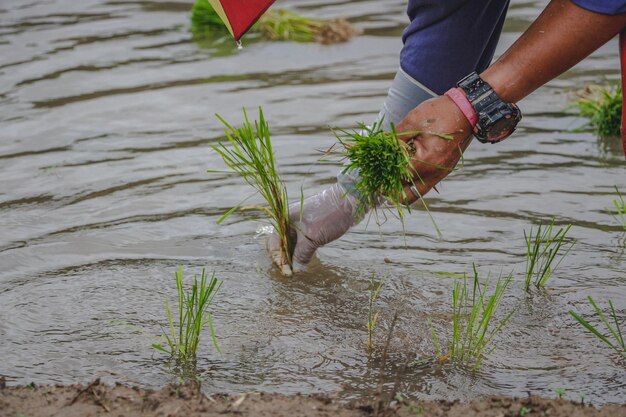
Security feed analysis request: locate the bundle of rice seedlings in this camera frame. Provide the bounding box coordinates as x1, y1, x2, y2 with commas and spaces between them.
191, 0, 358, 44
332, 121, 445, 236
572, 84, 622, 138
258, 10, 358, 44
190, 0, 225, 36
314, 19, 358, 45
210, 108, 295, 276
336, 122, 413, 211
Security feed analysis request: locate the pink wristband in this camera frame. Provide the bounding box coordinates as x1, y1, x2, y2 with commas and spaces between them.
444, 88, 478, 128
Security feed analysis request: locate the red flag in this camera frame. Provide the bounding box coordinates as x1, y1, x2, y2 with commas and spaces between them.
210, 0, 276, 41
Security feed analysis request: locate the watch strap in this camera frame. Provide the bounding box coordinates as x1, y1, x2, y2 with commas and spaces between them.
457, 72, 493, 105
444, 88, 478, 127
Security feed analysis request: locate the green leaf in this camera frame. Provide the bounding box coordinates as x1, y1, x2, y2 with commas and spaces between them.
151, 344, 169, 353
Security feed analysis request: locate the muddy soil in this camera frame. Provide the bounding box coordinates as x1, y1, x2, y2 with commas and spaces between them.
1, 378, 624, 417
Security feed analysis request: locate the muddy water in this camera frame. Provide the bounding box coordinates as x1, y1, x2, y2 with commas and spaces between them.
1, 0, 625, 406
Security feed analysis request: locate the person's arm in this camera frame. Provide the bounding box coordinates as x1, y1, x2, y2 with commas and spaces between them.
484, 0, 626, 102
398, 0, 626, 204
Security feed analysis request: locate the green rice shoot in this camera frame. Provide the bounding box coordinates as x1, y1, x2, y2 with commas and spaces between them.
524, 220, 575, 291
332, 120, 443, 237
572, 84, 622, 138
430, 265, 514, 370
190, 0, 226, 36
152, 267, 222, 372
569, 296, 625, 360
367, 273, 384, 351
210, 108, 295, 275
610, 186, 626, 230
191, 0, 357, 44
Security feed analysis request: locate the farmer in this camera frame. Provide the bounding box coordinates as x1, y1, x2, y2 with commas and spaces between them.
269, 0, 626, 270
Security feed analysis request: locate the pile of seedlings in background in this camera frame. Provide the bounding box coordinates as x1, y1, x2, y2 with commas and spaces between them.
331, 120, 446, 236
210, 108, 296, 276
153, 267, 222, 377
191, 0, 359, 44
572, 84, 622, 138
430, 265, 515, 370
367, 273, 384, 351
569, 296, 625, 361
610, 186, 626, 231
524, 220, 575, 291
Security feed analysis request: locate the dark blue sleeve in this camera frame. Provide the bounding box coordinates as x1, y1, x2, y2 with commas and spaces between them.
571, 0, 626, 15
400, 0, 509, 95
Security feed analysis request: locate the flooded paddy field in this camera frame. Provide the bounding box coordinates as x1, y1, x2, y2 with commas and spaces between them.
0, 0, 625, 409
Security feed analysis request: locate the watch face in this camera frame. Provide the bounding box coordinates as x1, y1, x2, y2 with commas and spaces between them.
487, 114, 516, 142
460, 72, 522, 144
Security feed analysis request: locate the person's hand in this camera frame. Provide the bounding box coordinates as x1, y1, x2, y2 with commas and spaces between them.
267, 180, 363, 272
395, 95, 473, 202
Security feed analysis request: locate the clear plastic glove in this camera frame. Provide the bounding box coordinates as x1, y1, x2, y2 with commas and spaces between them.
268, 169, 367, 271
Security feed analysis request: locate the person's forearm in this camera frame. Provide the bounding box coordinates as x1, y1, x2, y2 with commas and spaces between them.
482, 0, 626, 103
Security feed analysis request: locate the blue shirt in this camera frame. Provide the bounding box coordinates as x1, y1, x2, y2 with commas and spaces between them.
400, 0, 626, 95
572, 0, 626, 15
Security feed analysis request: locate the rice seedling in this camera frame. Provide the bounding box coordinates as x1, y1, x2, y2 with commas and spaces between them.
572, 84, 622, 138
209, 108, 296, 276
152, 267, 222, 371
609, 186, 626, 230
190, 0, 358, 44
569, 296, 625, 360
524, 220, 575, 291
367, 273, 384, 351
430, 265, 515, 370
332, 120, 450, 237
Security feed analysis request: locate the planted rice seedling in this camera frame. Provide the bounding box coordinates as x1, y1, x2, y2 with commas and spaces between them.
430, 265, 514, 370
191, 0, 358, 44
332, 120, 447, 237
569, 296, 625, 360
210, 108, 296, 276
572, 84, 622, 138
152, 267, 222, 372
524, 220, 575, 291
367, 273, 384, 351
609, 186, 626, 230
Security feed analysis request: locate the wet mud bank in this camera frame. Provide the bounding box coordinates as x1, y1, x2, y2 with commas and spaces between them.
1, 379, 625, 417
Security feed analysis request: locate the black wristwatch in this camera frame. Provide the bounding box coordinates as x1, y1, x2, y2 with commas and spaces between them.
456, 72, 522, 143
